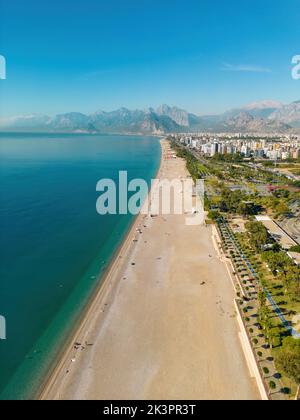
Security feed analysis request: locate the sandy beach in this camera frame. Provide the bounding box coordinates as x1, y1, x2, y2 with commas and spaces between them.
40, 140, 260, 400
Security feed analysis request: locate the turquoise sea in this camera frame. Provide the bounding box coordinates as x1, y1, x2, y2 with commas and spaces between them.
0, 133, 161, 400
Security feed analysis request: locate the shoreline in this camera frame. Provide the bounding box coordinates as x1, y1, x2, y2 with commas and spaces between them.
38, 139, 164, 400
40, 139, 260, 400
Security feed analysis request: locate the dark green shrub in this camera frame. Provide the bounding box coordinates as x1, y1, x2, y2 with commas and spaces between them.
269, 381, 276, 390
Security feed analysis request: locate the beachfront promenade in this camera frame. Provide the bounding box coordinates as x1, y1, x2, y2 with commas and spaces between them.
41, 141, 260, 400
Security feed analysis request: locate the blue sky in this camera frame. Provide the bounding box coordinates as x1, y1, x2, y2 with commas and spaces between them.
0, 0, 299, 117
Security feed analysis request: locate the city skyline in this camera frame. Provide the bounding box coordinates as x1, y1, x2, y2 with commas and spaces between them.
0, 0, 299, 118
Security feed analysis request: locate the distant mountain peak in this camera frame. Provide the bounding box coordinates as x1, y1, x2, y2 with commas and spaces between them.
156, 104, 190, 127
93, 110, 106, 116
225, 100, 285, 121
225, 110, 291, 132
243, 100, 283, 110
268, 101, 300, 127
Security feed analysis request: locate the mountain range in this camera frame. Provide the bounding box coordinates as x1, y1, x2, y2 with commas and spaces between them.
1, 100, 300, 134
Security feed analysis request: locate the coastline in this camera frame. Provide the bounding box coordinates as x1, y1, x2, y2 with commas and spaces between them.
40, 139, 260, 400
38, 139, 164, 400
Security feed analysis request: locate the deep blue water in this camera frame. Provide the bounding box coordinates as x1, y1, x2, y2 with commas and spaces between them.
0, 133, 160, 399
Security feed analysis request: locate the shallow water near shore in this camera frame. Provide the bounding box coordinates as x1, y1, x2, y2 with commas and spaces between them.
0, 133, 160, 399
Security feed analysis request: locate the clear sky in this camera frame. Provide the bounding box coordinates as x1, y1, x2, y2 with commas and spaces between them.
0, 0, 299, 117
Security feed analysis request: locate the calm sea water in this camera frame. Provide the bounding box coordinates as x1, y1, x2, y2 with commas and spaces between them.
0, 133, 161, 399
